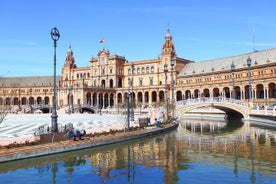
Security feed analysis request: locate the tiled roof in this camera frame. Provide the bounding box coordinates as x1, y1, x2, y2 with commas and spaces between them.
0, 76, 62, 87
178, 48, 276, 76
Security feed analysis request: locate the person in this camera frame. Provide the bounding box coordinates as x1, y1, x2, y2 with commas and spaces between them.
154, 118, 160, 127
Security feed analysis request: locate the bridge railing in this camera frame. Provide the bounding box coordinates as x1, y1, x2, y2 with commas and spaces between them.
176, 97, 248, 107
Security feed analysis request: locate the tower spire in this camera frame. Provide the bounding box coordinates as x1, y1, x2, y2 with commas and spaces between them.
161, 29, 176, 57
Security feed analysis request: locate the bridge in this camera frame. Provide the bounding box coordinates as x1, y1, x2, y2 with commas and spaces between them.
175, 97, 250, 120
21, 104, 99, 114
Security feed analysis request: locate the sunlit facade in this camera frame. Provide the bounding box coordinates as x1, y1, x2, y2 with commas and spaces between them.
0, 29, 276, 113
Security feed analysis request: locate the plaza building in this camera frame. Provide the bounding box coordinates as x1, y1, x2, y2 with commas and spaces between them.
0, 29, 276, 113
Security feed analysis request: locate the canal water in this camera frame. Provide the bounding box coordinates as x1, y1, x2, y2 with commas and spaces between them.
0, 118, 275, 184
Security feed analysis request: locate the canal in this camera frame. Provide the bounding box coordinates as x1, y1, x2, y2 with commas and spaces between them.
0, 118, 275, 184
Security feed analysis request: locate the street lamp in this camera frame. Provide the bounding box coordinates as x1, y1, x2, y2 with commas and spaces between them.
164, 64, 168, 120
50, 27, 60, 133
170, 57, 175, 119
43, 89, 47, 106
18, 88, 21, 110
247, 57, 252, 102
231, 62, 236, 99
126, 91, 131, 131
130, 63, 135, 121
29, 88, 32, 113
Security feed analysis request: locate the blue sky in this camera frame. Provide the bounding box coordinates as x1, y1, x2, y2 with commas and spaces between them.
1, 0, 276, 77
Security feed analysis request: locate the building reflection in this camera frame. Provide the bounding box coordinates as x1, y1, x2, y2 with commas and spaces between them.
0, 119, 275, 183
87, 118, 275, 183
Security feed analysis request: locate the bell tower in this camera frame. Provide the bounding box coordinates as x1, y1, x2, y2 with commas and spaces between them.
62, 44, 77, 81
161, 29, 176, 61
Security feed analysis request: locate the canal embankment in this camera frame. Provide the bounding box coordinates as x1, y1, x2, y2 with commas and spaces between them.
0, 122, 178, 163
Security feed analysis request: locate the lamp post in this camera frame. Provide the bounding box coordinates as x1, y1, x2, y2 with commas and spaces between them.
164, 64, 168, 120
130, 63, 135, 121
50, 27, 60, 133
29, 88, 32, 113
18, 88, 21, 110
126, 91, 131, 131
231, 62, 236, 99
247, 57, 252, 102
170, 57, 175, 119
43, 89, 47, 106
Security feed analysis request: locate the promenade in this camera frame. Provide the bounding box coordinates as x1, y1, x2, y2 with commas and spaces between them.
0, 120, 178, 163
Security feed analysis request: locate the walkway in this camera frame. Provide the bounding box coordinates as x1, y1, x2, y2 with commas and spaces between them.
0, 122, 178, 163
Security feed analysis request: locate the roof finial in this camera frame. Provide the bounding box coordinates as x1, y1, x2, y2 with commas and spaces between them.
166, 29, 171, 38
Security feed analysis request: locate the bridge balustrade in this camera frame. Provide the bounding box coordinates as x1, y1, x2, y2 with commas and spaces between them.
176, 97, 248, 107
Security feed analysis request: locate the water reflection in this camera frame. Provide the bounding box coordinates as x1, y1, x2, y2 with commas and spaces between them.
0, 118, 275, 184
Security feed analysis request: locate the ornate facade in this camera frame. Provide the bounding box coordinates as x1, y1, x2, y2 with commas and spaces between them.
0, 29, 276, 113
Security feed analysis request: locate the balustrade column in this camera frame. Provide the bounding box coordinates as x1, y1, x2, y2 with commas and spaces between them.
97, 95, 99, 107
91, 94, 93, 106
266, 88, 269, 99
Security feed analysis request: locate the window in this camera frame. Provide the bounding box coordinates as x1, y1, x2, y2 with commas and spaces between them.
142, 67, 145, 74
149, 77, 153, 85
146, 67, 150, 73
139, 78, 143, 86
137, 68, 140, 74
151, 66, 154, 73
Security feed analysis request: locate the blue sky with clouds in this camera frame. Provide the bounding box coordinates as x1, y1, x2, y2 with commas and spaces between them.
1, 0, 276, 76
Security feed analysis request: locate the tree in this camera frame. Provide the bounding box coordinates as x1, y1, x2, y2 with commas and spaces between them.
0, 105, 10, 124
0, 76, 14, 124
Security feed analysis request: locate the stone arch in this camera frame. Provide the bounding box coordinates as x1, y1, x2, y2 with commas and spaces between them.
223, 87, 230, 98
92, 93, 97, 106
185, 90, 191, 99
22, 97, 27, 105
144, 91, 149, 103
194, 89, 200, 98
109, 79, 114, 88
118, 78, 123, 88
213, 88, 219, 97
256, 84, 264, 99
37, 97, 42, 105
268, 82, 276, 98
203, 88, 210, 97
177, 102, 249, 120
117, 93, 122, 104
110, 93, 114, 107
176, 90, 182, 101
151, 91, 157, 103
235, 86, 241, 99
159, 91, 165, 102
86, 92, 92, 105
29, 97, 34, 105
45, 96, 50, 105
104, 93, 108, 108
101, 79, 105, 87
137, 92, 143, 103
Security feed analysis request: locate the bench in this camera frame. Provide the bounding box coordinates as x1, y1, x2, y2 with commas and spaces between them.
138, 117, 150, 129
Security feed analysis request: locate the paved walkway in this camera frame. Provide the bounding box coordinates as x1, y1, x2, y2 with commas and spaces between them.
0, 122, 178, 163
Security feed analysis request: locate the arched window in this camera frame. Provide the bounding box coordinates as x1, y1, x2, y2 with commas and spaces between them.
151, 66, 154, 73
146, 67, 149, 73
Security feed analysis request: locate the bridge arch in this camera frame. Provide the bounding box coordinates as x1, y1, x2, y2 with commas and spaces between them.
176, 97, 249, 120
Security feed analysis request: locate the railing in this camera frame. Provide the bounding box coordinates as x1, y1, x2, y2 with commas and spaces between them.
176, 97, 248, 107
